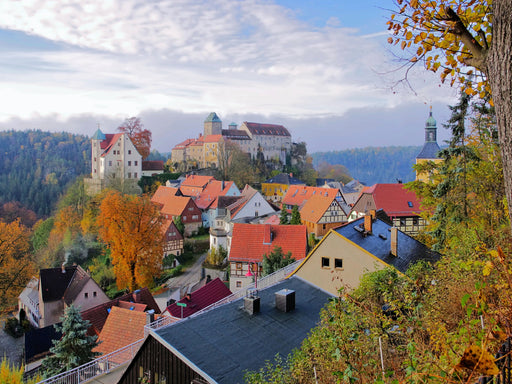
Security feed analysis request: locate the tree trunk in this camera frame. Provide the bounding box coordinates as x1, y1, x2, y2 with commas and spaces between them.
487, 0, 512, 228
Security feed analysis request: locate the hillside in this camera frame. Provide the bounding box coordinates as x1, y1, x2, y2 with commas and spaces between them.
311, 146, 422, 185
0, 130, 90, 218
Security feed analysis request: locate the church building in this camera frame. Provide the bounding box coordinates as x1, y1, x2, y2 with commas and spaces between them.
416, 108, 442, 182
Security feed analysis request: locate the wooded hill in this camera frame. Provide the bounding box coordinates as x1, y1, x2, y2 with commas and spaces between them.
312, 146, 422, 185
0, 130, 90, 218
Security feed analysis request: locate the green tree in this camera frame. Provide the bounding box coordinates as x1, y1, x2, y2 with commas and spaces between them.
289, 205, 301, 225
279, 204, 289, 225
173, 215, 185, 235
205, 245, 227, 267
262, 246, 294, 276
40, 305, 100, 378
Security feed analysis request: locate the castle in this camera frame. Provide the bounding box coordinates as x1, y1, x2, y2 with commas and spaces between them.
171, 113, 293, 169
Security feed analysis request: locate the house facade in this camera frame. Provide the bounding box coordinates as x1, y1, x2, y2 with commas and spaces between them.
85, 129, 142, 195
299, 194, 348, 237
18, 277, 40, 328
291, 215, 441, 295
349, 183, 426, 235
261, 173, 305, 203
228, 223, 307, 291
162, 220, 184, 258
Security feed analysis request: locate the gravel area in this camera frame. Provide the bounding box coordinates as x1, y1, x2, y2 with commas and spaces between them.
0, 316, 25, 368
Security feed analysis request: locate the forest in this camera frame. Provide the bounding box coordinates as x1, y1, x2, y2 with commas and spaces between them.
311, 146, 422, 185
0, 130, 90, 218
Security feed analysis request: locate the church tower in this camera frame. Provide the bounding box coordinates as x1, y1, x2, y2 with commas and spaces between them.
416, 107, 442, 182
91, 128, 106, 179
204, 112, 222, 136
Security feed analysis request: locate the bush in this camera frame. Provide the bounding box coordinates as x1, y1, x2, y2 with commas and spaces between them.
3, 317, 24, 338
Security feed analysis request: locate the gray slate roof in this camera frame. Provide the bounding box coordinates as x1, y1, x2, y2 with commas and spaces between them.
264, 173, 305, 185
417, 141, 441, 159
335, 217, 441, 274
152, 276, 331, 383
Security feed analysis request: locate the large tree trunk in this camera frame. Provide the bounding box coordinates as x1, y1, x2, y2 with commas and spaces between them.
487, 0, 512, 228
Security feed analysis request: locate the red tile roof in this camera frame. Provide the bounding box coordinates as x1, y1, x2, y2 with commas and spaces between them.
195, 180, 236, 210
203, 134, 223, 143
359, 183, 422, 217
100, 133, 124, 156
151, 186, 179, 207
81, 288, 160, 336
93, 306, 147, 359
172, 138, 196, 150
282, 186, 339, 208
299, 194, 338, 224
165, 278, 232, 318
159, 195, 197, 217
182, 175, 215, 188
263, 214, 281, 225
229, 223, 307, 262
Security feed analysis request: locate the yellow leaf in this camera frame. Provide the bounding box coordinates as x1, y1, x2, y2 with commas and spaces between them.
388, 37, 394, 44
455, 344, 499, 376
406, 31, 413, 40
483, 261, 493, 276
401, 40, 407, 50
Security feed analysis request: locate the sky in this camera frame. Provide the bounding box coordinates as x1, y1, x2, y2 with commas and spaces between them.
0, 0, 458, 153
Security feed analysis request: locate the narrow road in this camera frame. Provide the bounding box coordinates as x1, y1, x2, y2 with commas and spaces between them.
167, 253, 207, 290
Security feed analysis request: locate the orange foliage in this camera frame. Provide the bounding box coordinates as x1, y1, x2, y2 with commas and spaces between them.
118, 117, 152, 159
97, 190, 165, 291
0, 219, 35, 309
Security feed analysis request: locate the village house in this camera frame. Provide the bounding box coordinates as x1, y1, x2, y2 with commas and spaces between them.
161, 219, 184, 259
194, 180, 240, 227
117, 276, 331, 384
291, 213, 441, 295
299, 193, 348, 237
228, 223, 307, 291
261, 172, 305, 203
349, 183, 426, 235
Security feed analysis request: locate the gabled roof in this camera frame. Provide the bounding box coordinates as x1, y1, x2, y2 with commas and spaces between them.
159, 195, 197, 217
81, 288, 160, 335
333, 217, 440, 274
282, 185, 339, 208
100, 133, 124, 155
355, 183, 422, 217
63, 266, 92, 305
181, 175, 215, 188
161, 219, 184, 240
151, 186, 179, 207
142, 160, 164, 171
147, 276, 331, 384
243, 122, 291, 136
299, 194, 340, 224
229, 223, 307, 262
226, 185, 259, 218
221, 129, 251, 140
172, 138, 196, 150
417, 141, 441, 159
93, 306, 147, 357
195, 180, 237, 210
40, 265, 86, 302
263, 173, 305, 185
165, 278, 232, 318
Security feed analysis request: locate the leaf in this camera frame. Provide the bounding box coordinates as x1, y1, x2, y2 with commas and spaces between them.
482, 261, 493, 276
461, 293, 471, 308
454, 344, 499, 376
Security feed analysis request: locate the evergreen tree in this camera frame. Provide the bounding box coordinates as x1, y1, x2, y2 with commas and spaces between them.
290, 205, 301, 225
41, 305, 100, 378
279, 204, 289, 225
262, 246, 294, 276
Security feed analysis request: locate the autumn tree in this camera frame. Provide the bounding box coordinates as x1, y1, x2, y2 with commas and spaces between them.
388, 0, 512, 229
118, 117, 152, 159
97, 190, 165, 291
0, 219, 35, 310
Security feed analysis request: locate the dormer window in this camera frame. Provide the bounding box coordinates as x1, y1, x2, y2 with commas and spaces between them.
408, 201, 413, 207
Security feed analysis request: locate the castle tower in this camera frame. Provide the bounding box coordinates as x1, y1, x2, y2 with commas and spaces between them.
91, 128, 106, 179
204, 112, 222, 136
416, 107, 442, 182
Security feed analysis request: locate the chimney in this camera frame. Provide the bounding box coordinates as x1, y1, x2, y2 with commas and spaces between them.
146, 309, 155, 325
390, 227, 398, 256
370, 209, 376, 220
133, 289, 141, 302
275, 289, 295, 312
61, 263, 66, 274
221, 180, 225, 190
364, 214, 373, 233
263, 224, 272, 244
244, 289, 260, 315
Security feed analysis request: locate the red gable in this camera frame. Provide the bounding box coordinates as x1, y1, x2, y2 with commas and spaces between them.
151, 186, 179, 207
361, 183, 422, 217
229, 223, 307, 263
165, 278, 231, 318
195, 180, 236, 210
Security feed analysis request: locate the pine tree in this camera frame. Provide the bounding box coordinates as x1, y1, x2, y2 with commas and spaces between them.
41, 305, 100, 378
290, 205, 301, 225
279, 204, 289, 225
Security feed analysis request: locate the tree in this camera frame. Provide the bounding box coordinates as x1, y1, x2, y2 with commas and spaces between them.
205, 245, 227, 267
0, 219, 34, 310
388, 0, 512, 229
0, 359, 39, 384
289, 205, 302, 225
40, 305, 99, 378
173, 215, 185, 236
262, 246, 294, 276
279, 204, 289, 225
97, 190, 165, 291
118, 117, 152, 159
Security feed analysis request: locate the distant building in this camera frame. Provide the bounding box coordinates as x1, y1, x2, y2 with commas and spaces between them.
170, 113, 293, 168
416, 108, 442, 182
84, 129, 142, 195
261, 173, 305, 203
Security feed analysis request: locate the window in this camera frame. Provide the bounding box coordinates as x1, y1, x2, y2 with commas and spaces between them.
408, 201, 413, 207
128, 161, 131, 166
84, 292, 89, 299
192, 215, 198, 219
128, 150, 131, 154
321, 257, 330, 268
128, 172, 131, 178
236, 262, 242, 270
134, 172, 138, 178
93, 291, 97, 298
236, 281, 242, 288
109, 161, 112, 166
135, 161, 138, 166
400, 218, 406, 226
413, 217, 419, 225
335, 258, 343, 269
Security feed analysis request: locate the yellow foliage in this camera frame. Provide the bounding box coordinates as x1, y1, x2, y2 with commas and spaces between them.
454, 344, 500, 376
